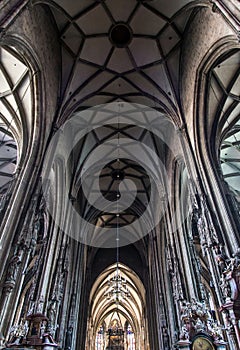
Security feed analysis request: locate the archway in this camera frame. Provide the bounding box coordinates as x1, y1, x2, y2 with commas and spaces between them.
0, 46, 30, 211
86, 263, 147, 350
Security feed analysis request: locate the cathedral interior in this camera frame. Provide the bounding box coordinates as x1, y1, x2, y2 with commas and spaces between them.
0, 1, 240, 349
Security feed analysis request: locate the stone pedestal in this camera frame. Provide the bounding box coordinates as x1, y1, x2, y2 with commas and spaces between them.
6, 314, 58, 350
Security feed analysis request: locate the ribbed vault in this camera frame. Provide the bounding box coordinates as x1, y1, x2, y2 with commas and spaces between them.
0, 46, 31, 195
87, 263, 145, 349
33, 0, 205, 122
220, 118, 240, 203
0, 46, 31, 153
0, 124, 17, 195
43, 103, 178, 247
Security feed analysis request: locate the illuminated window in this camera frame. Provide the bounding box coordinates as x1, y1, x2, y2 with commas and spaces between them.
220, 117, 240, 205
0, 46, 31, 204
126, 323, 135, 350
95, 324, 104, 350
0, 123, 17, 195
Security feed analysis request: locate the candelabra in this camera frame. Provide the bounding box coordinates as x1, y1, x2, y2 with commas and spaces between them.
104, 209, 131, 303
104, 266, 131, 303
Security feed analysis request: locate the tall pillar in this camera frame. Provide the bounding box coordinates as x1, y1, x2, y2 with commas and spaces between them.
218, 250, 240, 349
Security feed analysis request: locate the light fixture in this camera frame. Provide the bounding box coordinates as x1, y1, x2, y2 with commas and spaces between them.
104, 262, 131, 304
104, 212, 131, 303
104, 117, 131, 304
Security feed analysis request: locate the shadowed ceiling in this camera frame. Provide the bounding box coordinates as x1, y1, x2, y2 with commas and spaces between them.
33, 0, 200, 234
31, 1, 239, 245
34, 0, 206, 121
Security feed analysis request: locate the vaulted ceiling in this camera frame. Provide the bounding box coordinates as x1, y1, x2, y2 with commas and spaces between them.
1, 1, 239, 235
89, 263, 145, 335
34, 0, 206, 122
36, 0, 203, 242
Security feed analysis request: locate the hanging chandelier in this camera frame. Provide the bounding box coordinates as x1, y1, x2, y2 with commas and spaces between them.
104, 120, 131, 304
104, 213, 131, 303
104, 265, 131, 303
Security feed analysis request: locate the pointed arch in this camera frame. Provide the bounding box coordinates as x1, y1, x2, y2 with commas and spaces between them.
85, 263, 147, 350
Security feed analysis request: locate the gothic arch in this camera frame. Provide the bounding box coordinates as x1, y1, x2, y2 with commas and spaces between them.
194, 39, 240, 252
0, 32, 58, 336
1, 2, 240, 350
0, 39, 41, 275
85, 263, 147, 350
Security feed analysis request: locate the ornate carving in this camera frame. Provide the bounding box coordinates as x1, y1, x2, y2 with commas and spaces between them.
179, 299, 224, 342
36, 295, 44, 314
65, 326, 73, 350
219, 275, 231, 300
213, 244, 228, 272
167, 245, 184, 301
27, 295, 44, 316
51, 270, 65, 302
6, 259, 20, 282
191, 194, 220, 255
4, 245, 23, 288
218, 248, 240, 303
2, 281, 15, 295
28, 201, 47, 251
9, 320, 29, 339
227, 249, 240, 272
217, 248, 240, 348
179, 324, 190, 341
7, 313, 58, 349
162, 326, 170, 347
47, 301, 57, 336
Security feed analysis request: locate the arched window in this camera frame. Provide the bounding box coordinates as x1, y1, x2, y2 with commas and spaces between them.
220, 117, 240, 209
126, 322, 136, 350
209, 50, 240, 214
0, 123, 17, 196
87, 263, 145, 350
0, 46, 31, 212
95, 323, 104, 350
0, 46, 31, 151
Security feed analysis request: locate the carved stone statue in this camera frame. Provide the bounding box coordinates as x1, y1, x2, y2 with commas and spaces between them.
227, 249, 240, 271
213, 244, 228, 272
179, 324, 190, 340
47, 301, 57, 335
6, 256, 21, 282
162, 326, 170, 348
65, 326, 73, 350
179, 298, 223, 341
219, 275, 231, 299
